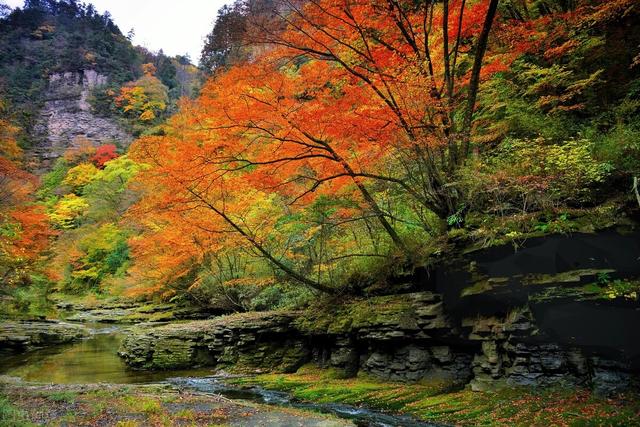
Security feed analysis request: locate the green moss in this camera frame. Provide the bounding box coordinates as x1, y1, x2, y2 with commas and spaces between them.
530, 279, 640, 303
349, 295, 415, 329
461, 199, 631, 252
460, 267, 636, 301
461, 277, 509, 297
523, 269, 615, 286
123, 396, 161, 414
294, 294, 416, 335
150, 339, 197, 369
229, 365, 640, 426
44, 391, 78, 403
121, 310, 174, 323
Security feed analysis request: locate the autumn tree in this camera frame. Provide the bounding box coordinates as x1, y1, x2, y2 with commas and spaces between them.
200, 0, 281, 71
62, 163, 98, 192
0, 104, 52, 287
200, 2, 248, 71
91, 144, 119, 168
116, 63, 169, 122
83, 155, 146, 220
43, 154, 145, 294
129, 0, 513, 295
63, 136, 97, 164
244, 0, 503, 219
0, 99, 22, 162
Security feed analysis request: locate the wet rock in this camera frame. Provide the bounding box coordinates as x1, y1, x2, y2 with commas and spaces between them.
60, 301, 180, 324
590, 356, 637, 395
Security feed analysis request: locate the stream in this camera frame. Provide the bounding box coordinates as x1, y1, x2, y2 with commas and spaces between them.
0, 324, 437, 427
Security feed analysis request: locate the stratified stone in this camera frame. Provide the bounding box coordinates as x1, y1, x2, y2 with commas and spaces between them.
118, 311, 309, 372
0, 321, 89, 353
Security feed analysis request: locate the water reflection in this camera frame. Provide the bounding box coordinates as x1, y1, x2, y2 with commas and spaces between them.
1, 328, 214, 384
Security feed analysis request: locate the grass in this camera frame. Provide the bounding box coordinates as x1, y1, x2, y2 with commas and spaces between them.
1, 382, 351, 426
122, 395, 162, 414
460, 199, 628, 251
44, 391, 77, 403
0, 394, 32, 427
230, 365, 640, 426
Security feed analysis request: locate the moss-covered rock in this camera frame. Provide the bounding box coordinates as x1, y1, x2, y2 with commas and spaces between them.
294, 292, 449, 339
118, 311, 308, 372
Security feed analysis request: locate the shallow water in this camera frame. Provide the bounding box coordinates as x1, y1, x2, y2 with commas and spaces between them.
1, 325, 437, 426
168, 376, 438, 427
0, 324, 214, 384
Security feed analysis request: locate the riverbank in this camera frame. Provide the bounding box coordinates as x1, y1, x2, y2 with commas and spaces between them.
0, 328, 435, 426
0, 378, 353, 426
3, 229, 640, 425
229, 365, 640, 426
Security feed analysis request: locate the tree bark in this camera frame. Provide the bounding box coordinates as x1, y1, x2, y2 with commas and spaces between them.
460, 0, 500, 160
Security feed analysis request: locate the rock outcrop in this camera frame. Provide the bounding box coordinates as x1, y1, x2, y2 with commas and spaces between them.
119, 312, 309, 372
463, 308, 637, 395
0, 320, 89, 353
118, 229, 640, 395
56, 299, 212, 324
30, 69, 131, 166
118, 290, 640, 395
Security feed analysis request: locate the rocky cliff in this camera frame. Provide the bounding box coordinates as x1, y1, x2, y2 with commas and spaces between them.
30, 69, 131, 167
118, 229, 640, 396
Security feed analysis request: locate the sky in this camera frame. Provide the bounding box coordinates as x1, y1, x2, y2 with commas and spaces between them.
4, 0, 229, 63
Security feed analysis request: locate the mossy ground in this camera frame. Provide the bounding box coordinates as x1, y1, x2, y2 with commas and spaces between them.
0, 382, 350, 427
230, 365, 640, 426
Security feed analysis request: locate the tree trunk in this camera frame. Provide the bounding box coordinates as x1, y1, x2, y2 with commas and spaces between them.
460, 0, 500, 160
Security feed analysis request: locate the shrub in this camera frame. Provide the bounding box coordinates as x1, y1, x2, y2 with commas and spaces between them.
460, 137, 612, 215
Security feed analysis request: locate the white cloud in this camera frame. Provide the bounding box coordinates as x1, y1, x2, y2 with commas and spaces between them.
3, 0, 228, 63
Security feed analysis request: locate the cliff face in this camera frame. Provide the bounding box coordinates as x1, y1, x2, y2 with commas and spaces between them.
30, 69, 132, 167
118, 229, 640, 396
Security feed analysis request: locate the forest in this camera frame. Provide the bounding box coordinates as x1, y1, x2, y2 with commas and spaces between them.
1, 0, 640, 426
3, 0, 638, 311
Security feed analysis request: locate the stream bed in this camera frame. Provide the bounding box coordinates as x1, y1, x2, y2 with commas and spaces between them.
0, 324, 437, 427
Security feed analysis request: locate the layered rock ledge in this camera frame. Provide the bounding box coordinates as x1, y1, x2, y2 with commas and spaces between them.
119, 230, 640, 395
0, 320, 89, 353
30, 69, 132, 167
118, 312, 308, 372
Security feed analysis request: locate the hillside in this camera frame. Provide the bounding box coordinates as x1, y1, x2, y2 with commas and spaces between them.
0, 0, 200, 304
0, 0, 201, 166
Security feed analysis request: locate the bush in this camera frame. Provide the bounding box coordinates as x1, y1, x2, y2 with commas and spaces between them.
0, 274, 54, 318
591, 122, 640, 178
60, 223, 130, 292
460, 137, 612, 215
250, 283, 314, 311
